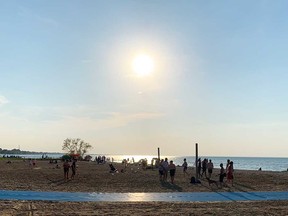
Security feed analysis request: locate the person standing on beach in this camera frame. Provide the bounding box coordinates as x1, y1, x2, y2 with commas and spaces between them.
162, 158, 169, 181
197, 158, 202, 178
158, 159, 164, 181
219, 163, 226, 188
182, 158, 188, 177
226, 161, 234, 186
63, 160, 70, 181
226, 159, 230, 174
169, 160, 176, 184
207, 159, 214, 178
201, 159, 207, 177
70, 159, 77, 179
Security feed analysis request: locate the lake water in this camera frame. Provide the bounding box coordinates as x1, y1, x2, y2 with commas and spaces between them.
107, 155, 288, 172
1, 153, 288, 172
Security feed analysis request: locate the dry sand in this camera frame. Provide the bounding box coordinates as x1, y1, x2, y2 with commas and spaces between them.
0, 159, 287, 215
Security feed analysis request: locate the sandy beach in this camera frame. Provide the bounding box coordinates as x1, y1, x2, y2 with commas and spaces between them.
0, 159, 288, 215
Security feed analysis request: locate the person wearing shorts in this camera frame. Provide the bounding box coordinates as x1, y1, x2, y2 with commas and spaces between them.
207, 159, 214, 178
162, 158, 169, 181
182, 158, 188, 176
169, 160, 176, 184
63, 160, 70, 180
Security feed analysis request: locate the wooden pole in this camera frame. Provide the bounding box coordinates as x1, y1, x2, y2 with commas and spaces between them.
195, 143, 198, 180
157, 147, 160, 160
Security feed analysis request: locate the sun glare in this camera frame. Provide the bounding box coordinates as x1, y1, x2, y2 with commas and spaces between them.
132, 54, 154, 77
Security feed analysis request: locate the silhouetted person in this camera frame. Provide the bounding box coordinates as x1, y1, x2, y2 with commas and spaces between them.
219, 163, 226, 188
197, 158, 202, 178
169, 160, 176, 184
71, 159, 77, 179
182, 158, 188, 176
207, 159, 214, 178
201, 158, 207, 177
63, 160, 70, 180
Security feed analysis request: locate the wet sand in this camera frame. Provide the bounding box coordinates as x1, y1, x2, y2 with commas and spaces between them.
0, 159, 287, 215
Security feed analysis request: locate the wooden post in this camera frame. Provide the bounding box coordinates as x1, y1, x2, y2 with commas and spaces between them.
195, 143, 198, 180
157, 147, 160, 160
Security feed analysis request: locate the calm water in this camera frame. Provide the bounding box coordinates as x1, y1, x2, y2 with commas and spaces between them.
106, 155, 288, 172
1, 153, 288, 172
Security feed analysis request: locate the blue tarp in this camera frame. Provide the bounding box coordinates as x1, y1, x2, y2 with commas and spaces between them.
0, 190, 288, 202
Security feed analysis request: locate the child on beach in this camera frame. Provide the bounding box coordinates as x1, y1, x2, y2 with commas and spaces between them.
63, 160, 70, 180
168, 160, 176, 184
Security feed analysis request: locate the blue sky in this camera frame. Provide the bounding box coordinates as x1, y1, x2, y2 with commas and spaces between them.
1, 0, 288, 156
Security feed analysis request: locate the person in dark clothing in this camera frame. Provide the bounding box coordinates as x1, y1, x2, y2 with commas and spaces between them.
197, 158, 202, 178
63, 160, 70, 180
169, 160, 176, 184
109, 163, 118, 173
70, 159, 77, 179
219, 163, 226, 188
201, 158, 207, 177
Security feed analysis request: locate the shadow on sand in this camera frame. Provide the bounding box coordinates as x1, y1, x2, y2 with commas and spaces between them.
48, 179, 71, 186
233, 182, 256, 191
160, 181, 183, 192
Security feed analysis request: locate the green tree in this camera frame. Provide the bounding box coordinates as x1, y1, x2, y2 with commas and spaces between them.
62, 138, 92, 158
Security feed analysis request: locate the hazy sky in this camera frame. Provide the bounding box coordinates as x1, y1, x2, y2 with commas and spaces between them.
1, 1, 288, 157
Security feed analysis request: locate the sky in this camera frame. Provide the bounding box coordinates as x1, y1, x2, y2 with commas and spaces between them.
1, 0, 288, 157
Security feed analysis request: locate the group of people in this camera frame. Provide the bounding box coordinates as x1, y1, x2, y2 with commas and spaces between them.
157, 157, 234, 187
158, 158, 176, 184
210, 159, 234, 188
196, 158, 215, 178
95, 155, 107, 164
224, 159, 234, 186
197, 158, 234, 187
63, 159, 77, 180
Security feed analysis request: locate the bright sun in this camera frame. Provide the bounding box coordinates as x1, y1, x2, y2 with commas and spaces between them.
132, 54, 154, 77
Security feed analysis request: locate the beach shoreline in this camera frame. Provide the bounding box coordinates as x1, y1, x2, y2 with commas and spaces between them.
2, 154, 288, 171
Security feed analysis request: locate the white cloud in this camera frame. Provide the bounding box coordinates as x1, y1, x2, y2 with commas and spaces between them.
104, 112, 165, 128
0, 95, 9, 105
0, 104, 165, 130
43, 111, 165, 132
0, 104, 166, 152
